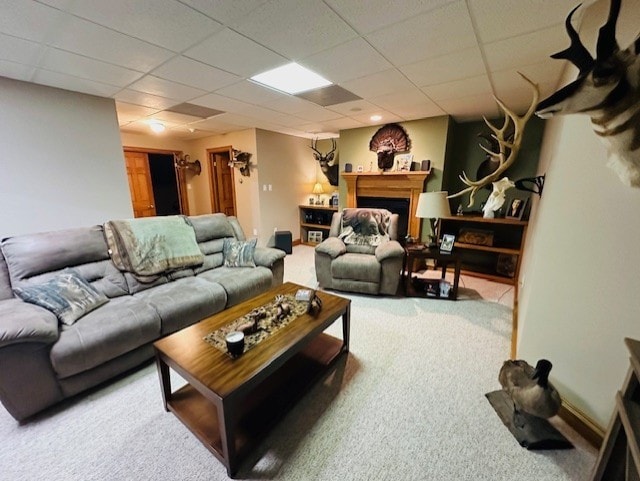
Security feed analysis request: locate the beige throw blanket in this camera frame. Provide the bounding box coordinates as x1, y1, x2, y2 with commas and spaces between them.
104, 216, 204, 281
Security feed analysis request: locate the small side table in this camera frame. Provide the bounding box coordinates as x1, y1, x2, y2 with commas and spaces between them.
402, 245, 462, 300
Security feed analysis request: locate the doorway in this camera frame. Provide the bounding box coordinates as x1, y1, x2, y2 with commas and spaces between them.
208, 147, 236, 216
124, 148, 189, 218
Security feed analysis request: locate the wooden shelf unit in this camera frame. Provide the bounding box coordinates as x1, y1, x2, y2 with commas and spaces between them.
299, 205, 338, 245
590, 337, 640, 480
438, 216, 528, 285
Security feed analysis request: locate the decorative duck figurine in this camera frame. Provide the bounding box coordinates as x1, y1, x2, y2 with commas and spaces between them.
498, 359, 561, 426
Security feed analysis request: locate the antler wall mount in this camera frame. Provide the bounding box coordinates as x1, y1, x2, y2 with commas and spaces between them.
174, 153, 201, 175
536, 0, 640, 187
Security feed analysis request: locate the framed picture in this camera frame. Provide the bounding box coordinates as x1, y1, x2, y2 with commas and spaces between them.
395, 154, 413, 171
307, 231, 323, 244
440, 234, 455, 253
506, 198, 528, 220
356, 165, 364, 173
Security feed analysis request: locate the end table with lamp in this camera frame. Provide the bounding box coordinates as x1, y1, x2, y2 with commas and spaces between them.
415, 191, 451, 248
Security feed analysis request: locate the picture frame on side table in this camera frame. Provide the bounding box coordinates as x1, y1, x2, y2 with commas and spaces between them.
506, 198, 528, 220
440, 234, 455, 253
308, 231, 323, 244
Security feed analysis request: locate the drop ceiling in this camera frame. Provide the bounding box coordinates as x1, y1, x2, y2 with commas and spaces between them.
0, 0, 597, 140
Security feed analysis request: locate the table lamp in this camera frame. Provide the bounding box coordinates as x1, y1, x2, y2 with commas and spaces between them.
415, 191, 451, 248
312, 182, 324, 203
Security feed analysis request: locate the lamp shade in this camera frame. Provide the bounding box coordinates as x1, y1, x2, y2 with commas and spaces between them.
415, 191, 451, 219
312, 182, 324, 195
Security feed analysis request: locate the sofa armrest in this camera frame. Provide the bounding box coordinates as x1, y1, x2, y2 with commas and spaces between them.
315, 237, 346, 259
0, 299, 59, 348
375, 240, 404, 262
253, 246, 286, 268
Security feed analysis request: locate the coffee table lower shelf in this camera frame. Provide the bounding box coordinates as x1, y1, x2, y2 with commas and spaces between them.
164, 333, 345, 476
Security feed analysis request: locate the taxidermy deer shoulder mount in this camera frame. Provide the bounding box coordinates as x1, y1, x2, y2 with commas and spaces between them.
369, 123, 411, 171
310, 138, 338, 186
449, 74, 540, 207
230, 150, 251, 177
536, 0, 640, 187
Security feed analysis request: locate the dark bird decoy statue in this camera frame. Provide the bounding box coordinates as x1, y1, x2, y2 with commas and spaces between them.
498, 359, 561, 426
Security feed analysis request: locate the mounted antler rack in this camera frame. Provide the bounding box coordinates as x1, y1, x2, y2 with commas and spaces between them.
229, 150, 252, 177
174, 153, 201, 175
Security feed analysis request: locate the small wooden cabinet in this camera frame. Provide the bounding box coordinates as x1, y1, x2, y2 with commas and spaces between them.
299, 205, 338, 245
438, 216, 528, 285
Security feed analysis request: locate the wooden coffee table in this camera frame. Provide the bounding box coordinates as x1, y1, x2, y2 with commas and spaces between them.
153, 282, 350, 477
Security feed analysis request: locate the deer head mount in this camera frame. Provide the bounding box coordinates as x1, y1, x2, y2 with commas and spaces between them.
310, 138, 338, 186
229, 150, 251, 177
174, 153, 201, 175
369, 123, 411, 171
449, 74, 540, 207
536, 0, 640, 187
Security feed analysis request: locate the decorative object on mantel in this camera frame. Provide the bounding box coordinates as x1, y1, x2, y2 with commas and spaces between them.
515, 175, 545, 197
369, 123, 411, 171
174, 153, 201, 175
448, 74, 539, 208
310, 138, 338, 186
415, 191, 451, 248
486, 359, 571, 450
536, 0, 640, 187
229, 149, 252, 179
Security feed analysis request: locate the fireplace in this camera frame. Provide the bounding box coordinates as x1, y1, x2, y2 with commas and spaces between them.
357, 196, 410, 242
342, 171, 430, 239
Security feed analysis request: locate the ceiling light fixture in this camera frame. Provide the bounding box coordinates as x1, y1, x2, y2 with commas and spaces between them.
370, 115, 382, 122
250, 62, 332, 94
149, 121, 165, 134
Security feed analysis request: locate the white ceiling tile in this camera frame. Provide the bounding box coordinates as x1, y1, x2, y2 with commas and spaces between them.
50, 15, 174, 71
301, 38, 392, 84
214, 80, 290, 105
0, 0, 67, 43
326, 100, 382, 116
115, 102, 159, 122
184, 28, 288, 78
468, 0, 594, 44
400, 47, 486, 87
260, 95, 318, 115
0, 60, 35, 82
114, 89, 179, 110
0, 33, 43, 65
300, 117, 366, 134
325, 0, 455, 34
188, 114, 247, 132
151, 111, 204, 125
437, 93, 500, 120
37, 0, 76, 10
32, 69, 121, 97
128, 75, 207, 102
366, 1, 477, 65
491, 62, 565, 101
180, 0, 270, 25
483, 24, 572, 73
233, 0, 358, 59
396, 102, 447, 120
188, 92, 256, 113
152, 56, 241, 92
422, 75, 492, 102
61, 0, 222, 51
340, 69, 415, 99
292, 104, 343, 123
350, 111, 404, 125
40, 48, 144, 87
370, 88, 433, 110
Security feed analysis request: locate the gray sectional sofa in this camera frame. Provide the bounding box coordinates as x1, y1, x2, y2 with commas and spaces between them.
0, 214, 285, 421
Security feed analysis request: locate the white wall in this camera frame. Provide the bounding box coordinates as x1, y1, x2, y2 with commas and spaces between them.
0, 77, 132, 237
518, 0, 640, 428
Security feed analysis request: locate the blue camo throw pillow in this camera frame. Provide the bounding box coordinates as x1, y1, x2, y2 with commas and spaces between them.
13, 269, 109, 326
223, 238, 257, 267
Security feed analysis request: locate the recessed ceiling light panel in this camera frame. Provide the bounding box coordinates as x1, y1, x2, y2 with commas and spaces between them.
250, 63, 332, 94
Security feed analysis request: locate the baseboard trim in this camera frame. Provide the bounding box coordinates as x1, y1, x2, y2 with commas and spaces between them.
293, 239, 302, 246
558, 399, 604, 448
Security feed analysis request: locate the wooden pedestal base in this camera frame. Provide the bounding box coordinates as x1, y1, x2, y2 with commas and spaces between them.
486, 390, 573, 450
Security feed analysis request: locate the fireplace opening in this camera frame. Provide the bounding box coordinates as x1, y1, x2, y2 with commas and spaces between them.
357, 196, 410, 243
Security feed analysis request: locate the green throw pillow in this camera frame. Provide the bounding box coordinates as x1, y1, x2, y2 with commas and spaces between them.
223, 238, 257, 267
14, 269, 109, 326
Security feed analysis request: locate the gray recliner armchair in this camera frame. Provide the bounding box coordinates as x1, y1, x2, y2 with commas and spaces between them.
314, 208, 405, 295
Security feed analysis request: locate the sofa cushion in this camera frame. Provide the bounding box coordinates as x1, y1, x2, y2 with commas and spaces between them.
331, 253, 381, 283
14, 269, 109, 326
50, 296, 161, 379
223, 238, 256, 267
0, 298, 59, 348
0, 250, 12, 301
197, 266, 272, 306
134, 277, 227, 335
189, 213, 235, 242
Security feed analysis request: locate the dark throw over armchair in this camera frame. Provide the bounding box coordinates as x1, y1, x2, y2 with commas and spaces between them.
314, 208, 404, 295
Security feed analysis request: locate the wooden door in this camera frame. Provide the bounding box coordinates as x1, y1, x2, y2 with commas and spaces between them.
125, 151, 156, 217
209, 149, 236, 216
